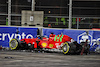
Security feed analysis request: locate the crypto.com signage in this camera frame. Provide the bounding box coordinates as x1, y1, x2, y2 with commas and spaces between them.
0, 27, 38, 47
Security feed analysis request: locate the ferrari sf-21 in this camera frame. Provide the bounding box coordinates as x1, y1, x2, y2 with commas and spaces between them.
9, 33, 90, 55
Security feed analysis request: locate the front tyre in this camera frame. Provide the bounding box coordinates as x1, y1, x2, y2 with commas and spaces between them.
62, 42, 70, 54
9, 39, 19, 50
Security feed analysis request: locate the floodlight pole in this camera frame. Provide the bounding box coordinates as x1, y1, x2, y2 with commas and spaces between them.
32, 0, 35, 11
8, 0, 11, 26
69, 0, 72, 29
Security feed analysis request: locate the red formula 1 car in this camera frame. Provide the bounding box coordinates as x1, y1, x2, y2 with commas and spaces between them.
9, 33, 90, 55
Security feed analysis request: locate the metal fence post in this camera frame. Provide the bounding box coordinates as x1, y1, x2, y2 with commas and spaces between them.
77, 18, 79, 29
32, 0, 35, 11
8, 0, 11, 26
69, 0, 72, 29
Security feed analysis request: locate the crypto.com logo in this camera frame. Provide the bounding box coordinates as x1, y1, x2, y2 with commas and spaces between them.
0, 32, 34, 41
77, 32, 93, 45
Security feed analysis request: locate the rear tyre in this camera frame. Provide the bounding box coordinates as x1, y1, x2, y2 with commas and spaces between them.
62, 42, 70, 54
9, 39, 20, 50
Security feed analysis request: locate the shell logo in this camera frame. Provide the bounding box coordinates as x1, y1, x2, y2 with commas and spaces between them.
42, 42, 47, 47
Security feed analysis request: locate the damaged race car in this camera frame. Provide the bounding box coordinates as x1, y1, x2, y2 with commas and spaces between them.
9, 33, 90, 55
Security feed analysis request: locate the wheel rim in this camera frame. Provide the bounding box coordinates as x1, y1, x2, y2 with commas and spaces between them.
9, 39, 18, 50
62, 42, 69, 54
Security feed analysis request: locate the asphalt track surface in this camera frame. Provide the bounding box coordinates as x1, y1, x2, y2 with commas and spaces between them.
0, 51, 100, 67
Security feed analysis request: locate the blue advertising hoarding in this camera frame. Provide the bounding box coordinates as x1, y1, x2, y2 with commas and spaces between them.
63, 29, 86, 42
43, 28, 100, 52
43, 28, 64, 37
89, 30, 100, 52
1, 27, 100, 52
0, 27, 16, 47
42, 28, 86, 42
0, 27, 38, 47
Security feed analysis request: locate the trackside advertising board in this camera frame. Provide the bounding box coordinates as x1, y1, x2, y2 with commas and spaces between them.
43, 28, 100, 52
0, 27, 100, 52
0, 27, 38, 47
89, 30, 100, 52
42, 28, 86, 41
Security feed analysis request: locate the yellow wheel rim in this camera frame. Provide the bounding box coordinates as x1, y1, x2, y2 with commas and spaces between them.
9, 39, 18, 50
62, 42, 69, 54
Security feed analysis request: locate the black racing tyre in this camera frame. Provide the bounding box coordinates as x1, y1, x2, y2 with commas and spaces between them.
9, 38, 20, 50
62, 42, 70, 54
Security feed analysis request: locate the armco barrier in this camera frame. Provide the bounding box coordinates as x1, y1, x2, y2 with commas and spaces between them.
0, 26, 38, 47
